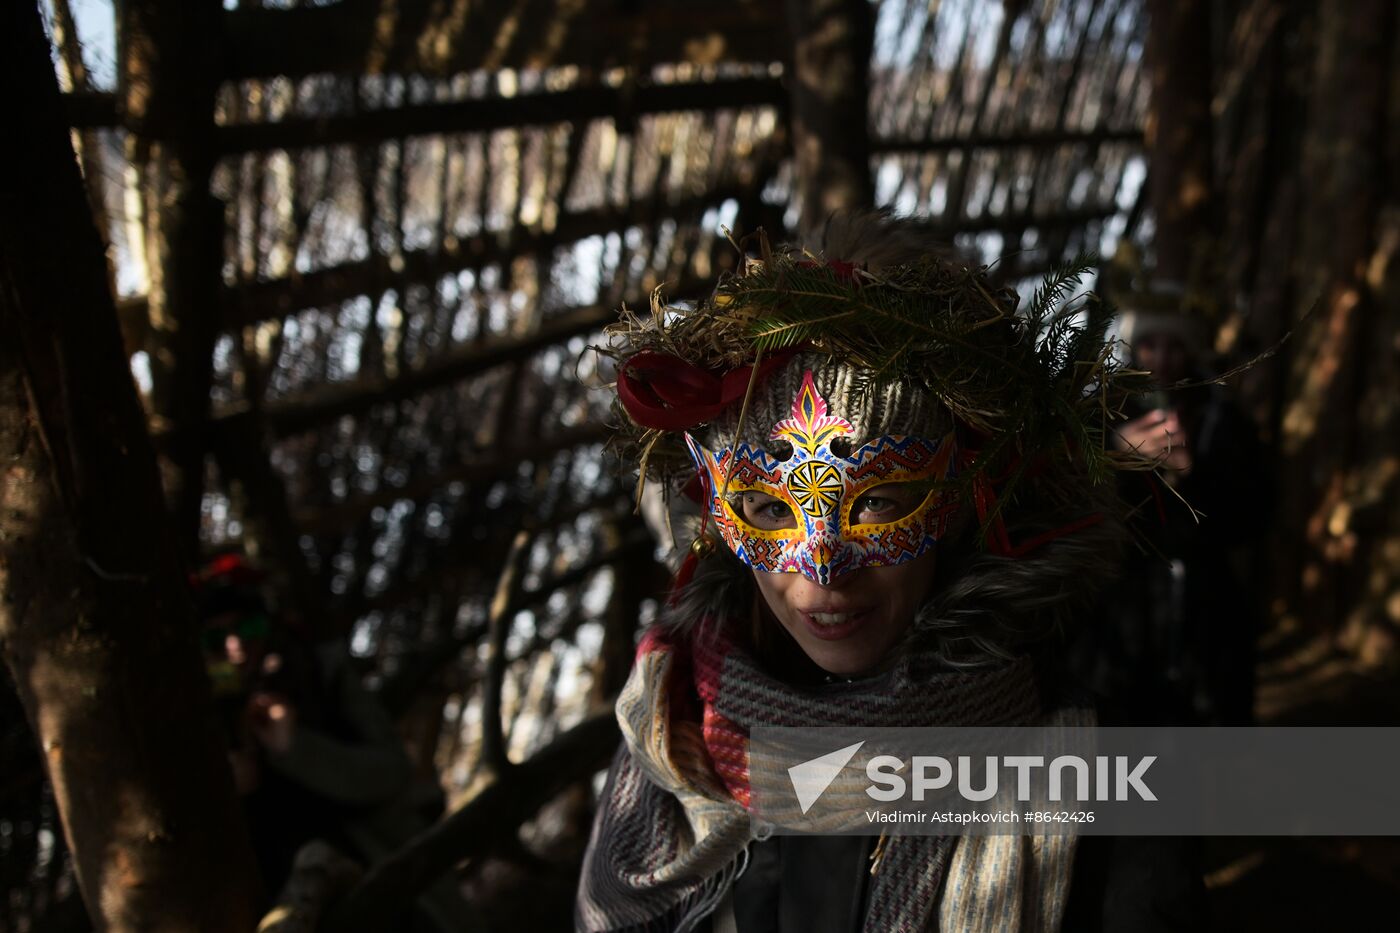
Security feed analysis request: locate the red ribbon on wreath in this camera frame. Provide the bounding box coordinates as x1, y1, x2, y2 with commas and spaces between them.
619, 259, 859, 431
617, 347, 802, 431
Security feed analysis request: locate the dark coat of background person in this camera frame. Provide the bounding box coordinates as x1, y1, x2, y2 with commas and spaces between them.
1075, 380, 1271, 726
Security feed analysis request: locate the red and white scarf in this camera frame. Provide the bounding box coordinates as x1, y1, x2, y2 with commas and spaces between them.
577, 619, 1089, 932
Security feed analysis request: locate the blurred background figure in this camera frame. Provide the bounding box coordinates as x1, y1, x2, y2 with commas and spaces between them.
194, 554, 472, 932
1073, 277, 1271, 726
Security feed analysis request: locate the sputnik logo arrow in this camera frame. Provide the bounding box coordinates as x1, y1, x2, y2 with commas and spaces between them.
788, 741, 865, 814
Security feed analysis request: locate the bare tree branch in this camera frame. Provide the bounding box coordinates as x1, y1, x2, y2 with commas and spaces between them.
480, 530, 533, 774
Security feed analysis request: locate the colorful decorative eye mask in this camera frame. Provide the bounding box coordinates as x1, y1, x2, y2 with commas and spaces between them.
684, 370, 959, 585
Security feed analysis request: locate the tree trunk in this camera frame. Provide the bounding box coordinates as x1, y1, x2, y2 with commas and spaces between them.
0, 3, 263, 929
120, 0, 226, 558
1144, 0, 1215, 282
785, 0, 875, 240
1211, 0, 1400, 659
1276, 0, 1398, 655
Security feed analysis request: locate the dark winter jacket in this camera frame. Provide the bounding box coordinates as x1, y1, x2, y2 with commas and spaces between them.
706, 833, 1206, 932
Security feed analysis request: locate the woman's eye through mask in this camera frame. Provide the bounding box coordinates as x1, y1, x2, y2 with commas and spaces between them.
736, 490, 795, 530
686, 370, 959, 585
734, 483, 930, 530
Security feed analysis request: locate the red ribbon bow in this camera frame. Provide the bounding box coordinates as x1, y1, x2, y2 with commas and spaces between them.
617, 348, 801, 431
617, 261, 860, 431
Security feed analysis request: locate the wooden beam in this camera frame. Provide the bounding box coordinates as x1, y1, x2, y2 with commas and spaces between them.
924, 204, 1123, 238
480, 532, 531, 774
374, 536, 657, 718
593, 517, 660, 702
256, 842, 363, 933
325, 712, 620, 933
162, 272, 711, 450
120, 184, 756, 344
214, 76, 786, 156
223, 1, 782, 80
252, 306, 623, 438
340, 488, 634, 645
1144, 0, 1216, 280
872, 127, 1144, 154
294, 423, 613, 538
784, 0, 876, 238
121, 0, 227, 556
516, 533, 656, 620
939, 8, 1018, 232
225, 285, 682, 449
219, 188, 750, 328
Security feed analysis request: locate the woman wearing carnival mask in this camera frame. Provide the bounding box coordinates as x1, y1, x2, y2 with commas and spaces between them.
577, 211, 1206, 932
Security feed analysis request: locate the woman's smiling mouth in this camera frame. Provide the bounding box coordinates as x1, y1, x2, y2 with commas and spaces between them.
799, 608, 874, 640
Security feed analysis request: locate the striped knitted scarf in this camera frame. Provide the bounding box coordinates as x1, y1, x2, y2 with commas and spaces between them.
577, 620, 1086, 932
